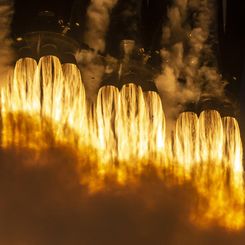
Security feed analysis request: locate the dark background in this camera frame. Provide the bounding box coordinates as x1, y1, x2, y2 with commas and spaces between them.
11, 0, 245, 135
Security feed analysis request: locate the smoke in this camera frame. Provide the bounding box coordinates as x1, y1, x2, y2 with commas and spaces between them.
76, 50, 105, 101
1, 144, 245, 245
156, 0, 226, 132
77, 0, 118, 101
84, 0, 118, 53
0, 0, 14, 84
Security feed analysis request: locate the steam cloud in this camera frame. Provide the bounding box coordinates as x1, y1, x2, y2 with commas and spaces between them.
84, 0, 118, 53
155, 0, 226, 132
77, 0, 118, 101
76, 50, 105, 101
0, 0, 14, 84
1, 146, 245, 245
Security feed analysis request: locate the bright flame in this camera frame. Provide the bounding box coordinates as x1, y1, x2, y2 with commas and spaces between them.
0, 56, 244, 231
175, 111, 199, 176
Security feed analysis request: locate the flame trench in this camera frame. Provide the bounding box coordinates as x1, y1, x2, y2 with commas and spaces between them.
0, 56, 244, 231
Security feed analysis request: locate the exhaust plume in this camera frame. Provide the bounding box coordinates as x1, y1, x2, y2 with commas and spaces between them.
0, 55, 244, 244
1, 146, 245, 245
0, 0, 14, 84
156, 0, 226, 132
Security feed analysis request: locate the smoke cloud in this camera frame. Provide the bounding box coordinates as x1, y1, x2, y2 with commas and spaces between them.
77, 0, 118, 101
76, 50, 105, 101
84, 0, 118, 53
0, 0, 14, 84
1, 145, 245, 245
156, 0, 226, 132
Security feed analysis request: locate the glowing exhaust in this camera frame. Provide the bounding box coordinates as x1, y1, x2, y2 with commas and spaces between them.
0, 56, 244, 231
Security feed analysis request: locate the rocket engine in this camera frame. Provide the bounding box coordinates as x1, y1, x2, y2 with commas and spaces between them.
16, 10, 79, 64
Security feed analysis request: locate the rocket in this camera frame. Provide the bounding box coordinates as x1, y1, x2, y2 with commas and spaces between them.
100, 39, 158, 93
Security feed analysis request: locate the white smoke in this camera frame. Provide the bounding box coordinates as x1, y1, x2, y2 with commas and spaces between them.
78, 0, 118, 101
84, 0, 118, 53
76, 50, 105, 101
156, 0, 226, 132
0, 0, 14, 84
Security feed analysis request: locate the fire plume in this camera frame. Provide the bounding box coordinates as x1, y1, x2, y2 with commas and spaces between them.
0, 56, 244, 231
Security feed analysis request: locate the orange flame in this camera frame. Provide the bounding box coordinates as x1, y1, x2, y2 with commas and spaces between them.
0, 56, 244, 230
